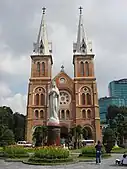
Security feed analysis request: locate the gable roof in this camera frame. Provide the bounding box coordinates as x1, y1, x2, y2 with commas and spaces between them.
53, 71, 73, 82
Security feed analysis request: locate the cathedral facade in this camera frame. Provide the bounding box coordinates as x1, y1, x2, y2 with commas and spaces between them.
26, 7, 101, 143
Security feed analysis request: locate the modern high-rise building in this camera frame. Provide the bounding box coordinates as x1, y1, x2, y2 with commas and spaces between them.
109, 79, 127, 100
99, 96, 126, 122
25, 7, 101, 143
99, 78, 127, 123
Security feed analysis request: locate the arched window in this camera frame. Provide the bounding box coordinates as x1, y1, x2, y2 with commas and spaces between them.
40, 110, 44, 119
87, 109, 91, 119
35, 94, 39, 105
85, 62, 89, 76
37, 62, 40, 72
81, 93, 85, 105
82, 110, 86, 119
61, 110, 65, 119
42, 62, 45, 75
86, 93, 91, 105
35, 110, 39, 118
80, 61, 84, 76
41, 93, 45, 105
66, 110, 70, 120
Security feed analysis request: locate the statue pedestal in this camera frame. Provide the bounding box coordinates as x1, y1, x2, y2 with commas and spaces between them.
47, 123, 61, 146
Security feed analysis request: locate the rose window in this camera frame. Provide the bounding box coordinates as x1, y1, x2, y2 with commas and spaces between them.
60, 91, 71, 105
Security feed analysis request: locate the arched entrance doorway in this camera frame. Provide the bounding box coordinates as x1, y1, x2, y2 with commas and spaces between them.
60, 126, 68, 139
82, 126, 93, 140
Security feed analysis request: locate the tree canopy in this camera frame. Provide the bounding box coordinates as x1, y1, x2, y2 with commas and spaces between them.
0, 106, 26, 145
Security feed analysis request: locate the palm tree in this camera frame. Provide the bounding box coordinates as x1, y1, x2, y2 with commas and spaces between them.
82, 128, 89, 139
32, 126, 47, 147
69, 125, 83, 149
76, 125, 82, 148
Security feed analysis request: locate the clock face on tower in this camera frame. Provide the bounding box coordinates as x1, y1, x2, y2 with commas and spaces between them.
59, 77, 65, 84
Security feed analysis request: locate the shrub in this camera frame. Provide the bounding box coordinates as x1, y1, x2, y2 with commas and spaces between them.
4, 145, 29, 158
112, 146, 120, 150
111, 146, 127, 153
34, 146, 69, 159
81, 146, 105, 157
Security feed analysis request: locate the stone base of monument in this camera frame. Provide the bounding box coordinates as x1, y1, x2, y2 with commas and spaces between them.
47, 123, 61, 146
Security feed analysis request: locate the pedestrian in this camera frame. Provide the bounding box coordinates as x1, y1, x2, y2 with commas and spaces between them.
95, 140, 102, 164
121, 152, 127, 165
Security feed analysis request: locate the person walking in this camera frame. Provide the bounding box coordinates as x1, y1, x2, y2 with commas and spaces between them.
95, 140, 102, 164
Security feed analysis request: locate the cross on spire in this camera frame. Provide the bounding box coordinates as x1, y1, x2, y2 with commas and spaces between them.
61, 65, 64, 72
42, 7, 46, 14
33, 7, 52, 55
73, 6, 88, 54
79, 6, 83, 15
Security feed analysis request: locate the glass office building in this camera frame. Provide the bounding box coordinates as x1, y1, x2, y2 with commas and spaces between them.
99, 79, 127, 122
109, 79, 127, 99
99, 96, 126, 122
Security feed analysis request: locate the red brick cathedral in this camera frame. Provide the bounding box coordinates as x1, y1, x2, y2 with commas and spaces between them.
26, 7, 101, 143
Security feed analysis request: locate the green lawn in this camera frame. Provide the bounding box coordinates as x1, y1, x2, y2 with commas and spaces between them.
111, 147, 127, 153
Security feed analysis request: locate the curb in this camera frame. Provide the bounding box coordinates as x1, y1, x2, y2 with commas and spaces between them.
22, 159, 78, 166
5, 158, 28, 162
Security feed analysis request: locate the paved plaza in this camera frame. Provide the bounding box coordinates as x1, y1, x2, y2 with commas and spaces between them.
0, 154, 124, 169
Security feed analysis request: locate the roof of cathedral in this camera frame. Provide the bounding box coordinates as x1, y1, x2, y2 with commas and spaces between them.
33, 7, 52, 55
53, 66, 73, 82
73, 7, 93, 55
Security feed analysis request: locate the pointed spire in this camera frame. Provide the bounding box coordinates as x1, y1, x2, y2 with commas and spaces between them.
73, 7, 92, 54
33, 7, 52, 55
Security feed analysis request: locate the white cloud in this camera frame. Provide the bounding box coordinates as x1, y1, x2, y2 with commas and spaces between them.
0, 93, 27, 115
0, 52, 30, 76
0, 82, 12, 97
0, 0, 127, 114
0, 82, 27, 115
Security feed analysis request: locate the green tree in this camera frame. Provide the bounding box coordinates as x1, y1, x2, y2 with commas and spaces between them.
115, 114, 127, 145
82, 128, 89, 139
0, 106, 13, 130
106, 105, 127, 147
106, 105, 119, 121
103, 127, 115, 153
0, 106, 26, 144
32, 126, 47, 147
0, 125, 14, 146
76, 125, 82, 148
69, 125, 83, 149
13, 112, 25, 141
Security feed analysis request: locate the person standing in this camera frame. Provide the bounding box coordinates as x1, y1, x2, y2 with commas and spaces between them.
95, 140, 102, 164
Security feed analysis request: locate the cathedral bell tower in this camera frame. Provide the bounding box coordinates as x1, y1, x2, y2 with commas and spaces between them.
26, 8, 53, 142
73, 7, 101, 142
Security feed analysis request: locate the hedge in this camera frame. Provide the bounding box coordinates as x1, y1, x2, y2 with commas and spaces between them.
34, 146, 69, 159
80, 145, 109, 157
4, 145, 29, 158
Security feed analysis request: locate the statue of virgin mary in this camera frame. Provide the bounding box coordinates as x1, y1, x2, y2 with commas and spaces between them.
48, 80, 60, 124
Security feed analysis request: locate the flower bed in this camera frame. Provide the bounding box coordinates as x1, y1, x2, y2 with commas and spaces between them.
4, 145, 29, 158
27, 146, 73, 165
34, 146, 69, 159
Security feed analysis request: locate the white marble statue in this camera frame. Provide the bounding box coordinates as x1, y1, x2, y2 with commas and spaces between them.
48, 80, 60, 124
